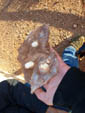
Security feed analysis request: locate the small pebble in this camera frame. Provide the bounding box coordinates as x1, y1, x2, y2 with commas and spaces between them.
73, 24, 78, 28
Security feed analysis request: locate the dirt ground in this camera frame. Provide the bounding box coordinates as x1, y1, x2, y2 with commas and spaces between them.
0, 0, 85, 113
0, 0, 85, 74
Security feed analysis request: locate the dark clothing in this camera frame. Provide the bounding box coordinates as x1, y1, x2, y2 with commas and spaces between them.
0, 67, 85, 113
53, 67, 85, 113
0, 79, 48, 113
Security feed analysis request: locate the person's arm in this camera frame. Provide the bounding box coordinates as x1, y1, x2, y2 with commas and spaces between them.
0, 79, 48, 113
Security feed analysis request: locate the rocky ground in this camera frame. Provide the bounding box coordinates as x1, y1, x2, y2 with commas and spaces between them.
0, 0, 85, 112
0, 0, 85, 74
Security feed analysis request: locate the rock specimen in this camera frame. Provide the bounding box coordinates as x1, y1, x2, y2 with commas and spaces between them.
18, 25, 58, 93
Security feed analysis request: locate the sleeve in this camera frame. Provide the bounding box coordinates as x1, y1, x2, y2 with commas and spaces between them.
53, 67, 85, 113
0, 79, 48, 113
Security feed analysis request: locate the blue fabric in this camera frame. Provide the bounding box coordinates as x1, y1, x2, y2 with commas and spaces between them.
25, 83, 31, 87
62, 46, 79, 68
0, 79, 48, 113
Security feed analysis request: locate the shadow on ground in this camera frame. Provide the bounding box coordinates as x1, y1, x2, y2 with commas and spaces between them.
0, 10, 85, 35
0, 0, 85, 72
0, 0, 85, 37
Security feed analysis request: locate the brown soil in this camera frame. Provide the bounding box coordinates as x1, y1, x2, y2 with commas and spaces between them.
0, 0, 85, 112
0, 0, 85, 74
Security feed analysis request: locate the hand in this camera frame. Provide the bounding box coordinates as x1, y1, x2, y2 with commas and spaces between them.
34, 48, 70, 105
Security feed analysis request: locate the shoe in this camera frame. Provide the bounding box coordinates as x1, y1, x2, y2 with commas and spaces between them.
70, 36, 85, 51
70, 36, 85, 60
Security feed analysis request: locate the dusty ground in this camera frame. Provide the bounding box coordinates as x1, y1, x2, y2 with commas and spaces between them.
0, 0, 85, 113
0, 0, 85, 74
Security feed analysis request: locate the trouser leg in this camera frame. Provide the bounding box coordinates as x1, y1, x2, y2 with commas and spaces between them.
0, 79, 48, 113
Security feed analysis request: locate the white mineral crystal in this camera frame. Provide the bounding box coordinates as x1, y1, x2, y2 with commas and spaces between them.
25, 61, 34, 69
39, 63, 49, 73
31, 41, 39, 47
